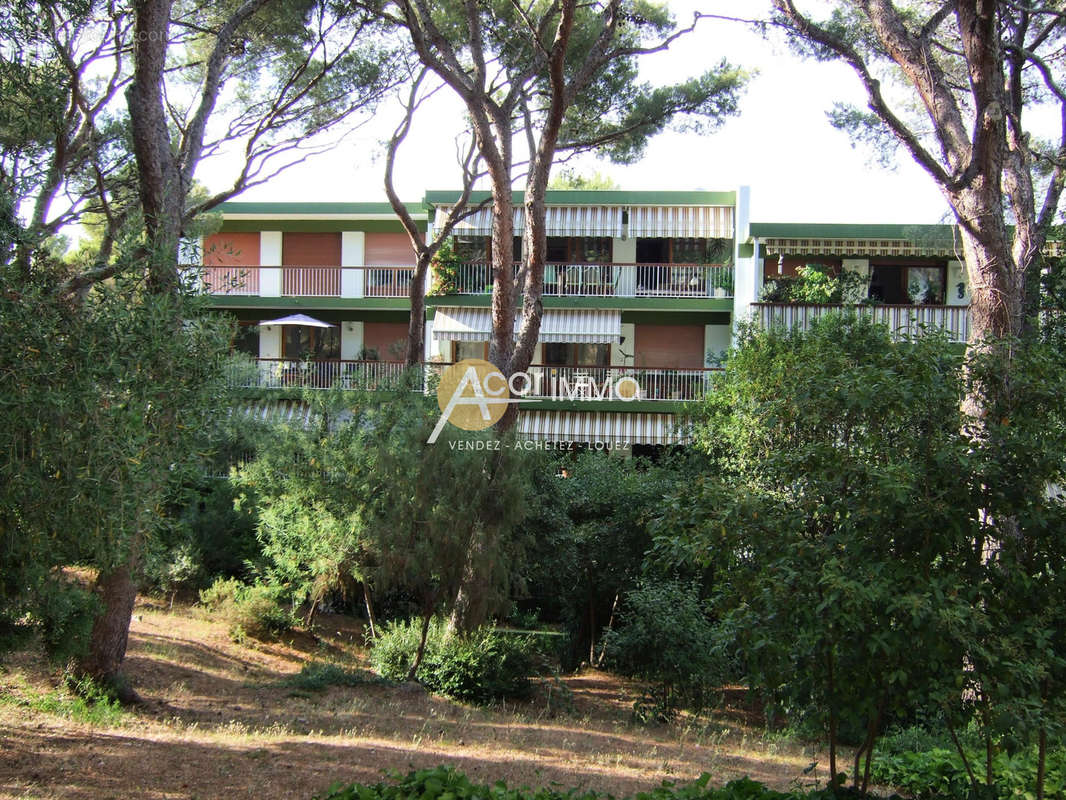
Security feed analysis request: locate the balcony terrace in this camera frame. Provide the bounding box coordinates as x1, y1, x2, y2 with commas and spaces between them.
227, 358, 720, 403
193, 262, 734, 300
752, 302, 971, 343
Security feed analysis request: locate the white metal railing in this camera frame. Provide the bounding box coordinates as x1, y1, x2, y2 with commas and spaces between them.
189, 265, 415, 299
432, 261, 734, 298
226, 359, 717, 401
200, 266, 260, 295
522, 364, 719, 401
752, 303, 971, 343
227, 359, 414, 390
194, 262, 734, 300
634, 263, 733, 298
364, 267, 416, 298
281, 266, 341, 297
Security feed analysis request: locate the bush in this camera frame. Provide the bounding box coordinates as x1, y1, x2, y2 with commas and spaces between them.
603, 580, 722, 718
871, 728, 1066, 800
370, 618, 536, 704
281, 662, 379, 692
198, 577, 293, 642
314, 765, 876, 800
33, 580, 101, 664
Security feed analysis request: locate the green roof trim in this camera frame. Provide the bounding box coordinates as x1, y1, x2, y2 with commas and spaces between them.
220, 219, 424, 234
423, 189, 736, 207
216, 201, 424, 216
749, 222, 957, 243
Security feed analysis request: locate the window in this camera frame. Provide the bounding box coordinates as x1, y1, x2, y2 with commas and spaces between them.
453, 341, 487, 362
542, 342, 610, 366
233, 323, 259, 356
671, 237, 731, 264
545, 237, 612, 263
869, 264, 946, 304
282, 325, 340, 360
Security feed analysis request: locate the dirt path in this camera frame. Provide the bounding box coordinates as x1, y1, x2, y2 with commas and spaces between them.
0, 601, 824, 800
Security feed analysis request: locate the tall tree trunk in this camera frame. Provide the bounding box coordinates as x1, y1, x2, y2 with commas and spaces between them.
449, 524, 490, 634
407, 601, 435, 682
406, 252, 430, 368
362, 582, 378, 641
80, 561, 140, 703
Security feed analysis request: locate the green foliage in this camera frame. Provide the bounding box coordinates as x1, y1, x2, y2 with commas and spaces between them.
759, 265, 868, 304
547, 168, 620, 190
32, 580, 101, 664
280, 661, 379, 693
0, 266, 233, 653
1, 673, 126, 727
603, 580, 722, 718
314, 765, 887, 800
872, 733, 1066, 800
524, 451, 702, 669
664, 314, 976, 784
429, 237, 465, 296
370, 618, 536, 704
199, 577, 293, 642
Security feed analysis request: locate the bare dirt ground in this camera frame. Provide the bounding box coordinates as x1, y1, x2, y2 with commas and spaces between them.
0, 598, 826, 800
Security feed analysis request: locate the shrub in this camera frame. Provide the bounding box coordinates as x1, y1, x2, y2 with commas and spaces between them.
281, 662, 379, 692
313, 765, 875, 800
603, 580, 722, 718
871, 728, 1066, 800
370, 618, 536, 704
369, 616, 442, 681
33, 580, 101, 664
198, 577, 293, 642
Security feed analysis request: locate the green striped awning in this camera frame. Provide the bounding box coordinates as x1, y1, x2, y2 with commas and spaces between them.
432, 307, 622, 344
517, 410, 687, 445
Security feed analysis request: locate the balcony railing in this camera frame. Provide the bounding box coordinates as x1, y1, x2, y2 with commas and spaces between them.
752, 302, 971, 343
194, 265, 416, 298
227, 358, 718, 401
227, 358, 414, 390
436, 261, 734, 298
521, 365, 720, 402
196, 262, 734, 300
200, 266, 260, 295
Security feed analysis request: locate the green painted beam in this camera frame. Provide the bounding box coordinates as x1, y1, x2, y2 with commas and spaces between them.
219, 219, 424, 234
749, 222, 956, 242
208, 296, 411, 311
424, 295, 734, 312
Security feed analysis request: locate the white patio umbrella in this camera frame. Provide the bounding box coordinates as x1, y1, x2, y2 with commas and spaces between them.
259, 313, 336, 328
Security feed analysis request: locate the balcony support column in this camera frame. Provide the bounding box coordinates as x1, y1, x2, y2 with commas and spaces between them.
341, 321, 365, 360
341, 231, 365, 298
612, 237, 637, 297
259, 231, 282, 297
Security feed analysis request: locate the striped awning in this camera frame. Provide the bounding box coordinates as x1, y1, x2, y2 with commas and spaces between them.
232, 399, 316, 428
436, 205, 624, 237
432, 307, 622, 343
627, 206, 733, 238
517, 410, 688, 445
762, 237, 959, 257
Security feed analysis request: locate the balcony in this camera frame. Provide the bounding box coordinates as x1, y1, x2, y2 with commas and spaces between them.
195, 265, 416, 299
437, 261, 734, 298
226, 358, 414, 390
752, 302, 971, 343
227, 358, 719, 402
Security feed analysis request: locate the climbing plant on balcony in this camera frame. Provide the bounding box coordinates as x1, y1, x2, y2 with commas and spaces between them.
428, 237, 464, 296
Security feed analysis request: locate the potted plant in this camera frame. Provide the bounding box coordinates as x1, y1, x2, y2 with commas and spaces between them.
908, 277, 925, 305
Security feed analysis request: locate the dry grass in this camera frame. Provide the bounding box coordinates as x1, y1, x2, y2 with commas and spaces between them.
0, 598, 826, 800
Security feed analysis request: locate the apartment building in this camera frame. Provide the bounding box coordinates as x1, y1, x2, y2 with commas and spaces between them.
193, 188, 985, 447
